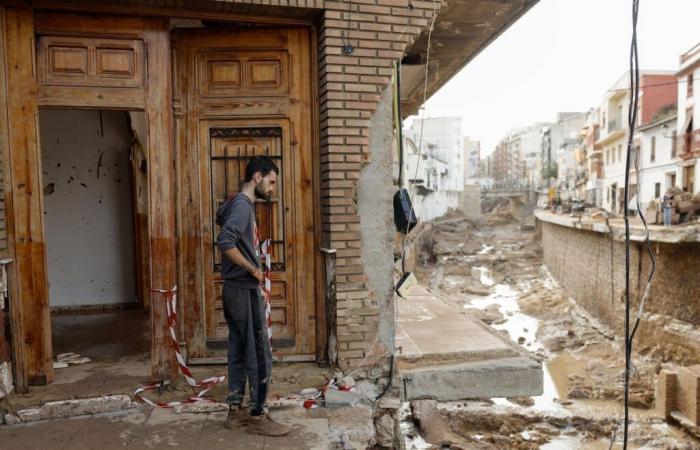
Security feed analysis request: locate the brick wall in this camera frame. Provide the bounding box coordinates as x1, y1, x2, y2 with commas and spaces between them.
318, 0, 442, 369
539, 219, 700, 363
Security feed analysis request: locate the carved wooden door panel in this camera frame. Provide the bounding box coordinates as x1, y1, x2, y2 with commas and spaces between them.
176, 29, 316, 360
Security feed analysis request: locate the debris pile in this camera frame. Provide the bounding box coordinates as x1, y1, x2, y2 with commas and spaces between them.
53, 352, 91, 369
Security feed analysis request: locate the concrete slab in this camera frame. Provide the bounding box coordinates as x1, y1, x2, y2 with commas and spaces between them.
396, 284, 542, 400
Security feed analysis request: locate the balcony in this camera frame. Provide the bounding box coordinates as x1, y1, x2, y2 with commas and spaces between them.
608, 118, 620, 133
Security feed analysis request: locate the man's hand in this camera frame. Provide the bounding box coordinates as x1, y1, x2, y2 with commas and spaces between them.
251, 267, 264, 283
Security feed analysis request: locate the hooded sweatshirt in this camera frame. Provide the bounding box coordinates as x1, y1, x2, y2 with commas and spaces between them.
216, 194, 260, 288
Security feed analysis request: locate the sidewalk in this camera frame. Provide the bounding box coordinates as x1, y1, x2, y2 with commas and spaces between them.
395, 283, 542, 401
0, 403, 373, 449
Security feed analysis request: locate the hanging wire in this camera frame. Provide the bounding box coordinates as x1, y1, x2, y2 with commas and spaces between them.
621, 1, 653, 448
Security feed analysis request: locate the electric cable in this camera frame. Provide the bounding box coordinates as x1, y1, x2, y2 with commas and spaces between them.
621, 1, 659, 447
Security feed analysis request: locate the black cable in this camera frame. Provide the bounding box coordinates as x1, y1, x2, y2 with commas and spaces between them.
622, 1, 640, 447
375, 354, 395, 400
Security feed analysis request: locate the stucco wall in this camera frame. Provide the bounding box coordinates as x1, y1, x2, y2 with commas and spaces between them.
539, 219, 700, 362
40, 110, 137, 307
359, 86, 395, 356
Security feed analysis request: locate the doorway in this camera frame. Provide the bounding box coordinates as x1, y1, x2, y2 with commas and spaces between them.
175, 27, 319, 361
39, 109, 150, 381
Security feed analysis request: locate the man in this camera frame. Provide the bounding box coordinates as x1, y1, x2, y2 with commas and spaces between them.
216, 155, 290, 436
662, 192, 674, 226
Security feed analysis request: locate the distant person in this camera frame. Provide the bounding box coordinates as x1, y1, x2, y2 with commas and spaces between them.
662, 193, 674, 226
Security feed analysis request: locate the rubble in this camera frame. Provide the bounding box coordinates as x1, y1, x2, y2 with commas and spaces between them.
324, 388, 360, 408
0, 361, 13, 399
4, 395, 138, 424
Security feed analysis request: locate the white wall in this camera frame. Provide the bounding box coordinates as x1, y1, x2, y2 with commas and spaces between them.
406, 117, 464, 191
40, 110, 136, 307
412, 190, 460, 223
638, 118, 679, 208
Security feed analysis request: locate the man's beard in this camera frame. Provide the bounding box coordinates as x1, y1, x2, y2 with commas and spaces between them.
254, 183, 269, 201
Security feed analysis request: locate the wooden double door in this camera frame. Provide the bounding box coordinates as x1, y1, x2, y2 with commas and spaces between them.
176, 28, 318, 361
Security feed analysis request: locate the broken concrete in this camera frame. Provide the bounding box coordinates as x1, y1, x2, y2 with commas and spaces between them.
172, 401, 228, 414
324, 388, 360, 409
0, 361, 13, 399
4, 395, 137, 424
395, 283, 542, 401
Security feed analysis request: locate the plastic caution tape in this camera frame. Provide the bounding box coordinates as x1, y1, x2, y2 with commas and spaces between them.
134, 287, 225, 408
260, 238, 273, 342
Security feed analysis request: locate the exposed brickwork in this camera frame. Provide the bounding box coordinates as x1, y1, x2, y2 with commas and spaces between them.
656, 366, 700, 426
319, 0, 442, 369
655, 369, 677, 419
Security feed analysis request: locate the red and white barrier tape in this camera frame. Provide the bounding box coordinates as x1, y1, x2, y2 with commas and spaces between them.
134, 287, 225, 408
260, 238, 273, 342
135, 228, 273, 408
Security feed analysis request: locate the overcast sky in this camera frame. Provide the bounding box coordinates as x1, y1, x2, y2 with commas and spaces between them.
414, 0, 700, 156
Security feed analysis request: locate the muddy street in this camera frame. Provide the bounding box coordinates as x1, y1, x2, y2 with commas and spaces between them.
408, 209, 699, 449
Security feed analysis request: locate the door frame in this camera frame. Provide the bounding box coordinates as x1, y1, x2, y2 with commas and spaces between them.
173, 24, 324, 363
1, 8, 179, 386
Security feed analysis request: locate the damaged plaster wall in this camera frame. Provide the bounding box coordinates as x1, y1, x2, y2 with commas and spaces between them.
359, 86, 396, 353
40, 110, 136, 307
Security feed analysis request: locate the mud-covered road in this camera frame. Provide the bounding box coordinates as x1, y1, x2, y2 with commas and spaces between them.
408, 210, 698, 449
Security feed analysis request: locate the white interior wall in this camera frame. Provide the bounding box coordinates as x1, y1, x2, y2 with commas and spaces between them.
40, 109, 136, 307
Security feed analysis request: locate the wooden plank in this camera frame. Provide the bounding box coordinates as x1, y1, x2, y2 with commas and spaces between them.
288, 27, 317, 356
143, 18, 178, 379
35, 11, 146, 37
30, 2, 314, 27
199, 97, 291, 118
0, 5, 27, 392
174, 33, 207, 359
37, 86, 146, 109
309, 24, 326, 365
4, 6, 53, 385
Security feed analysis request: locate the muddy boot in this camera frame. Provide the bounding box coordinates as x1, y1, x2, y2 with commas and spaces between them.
224, 405, 249, 430
246, 413, 291, 436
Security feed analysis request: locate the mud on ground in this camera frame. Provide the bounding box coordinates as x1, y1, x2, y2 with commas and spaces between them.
409, 210, 699, 449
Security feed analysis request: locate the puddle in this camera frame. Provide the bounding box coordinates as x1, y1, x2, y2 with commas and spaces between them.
540, 434, 606, 450
478, 244, 494, 254
467, 282, 580, 412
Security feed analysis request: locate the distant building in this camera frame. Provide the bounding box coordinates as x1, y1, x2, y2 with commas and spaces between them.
677, 42, 700, 194
464, 137, 481, 183
637, 106, 678, 209
598, 71, 678, 214
402, 117, 465, 221
582, 109, 603, 207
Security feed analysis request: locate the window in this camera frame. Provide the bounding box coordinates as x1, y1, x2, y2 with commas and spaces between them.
650, 136, 656, 163
618, 145, 622, 162
688, 73, 694, 98
672, 130, 677, 158
606, 149, 609, 165
655, 182, 661, 198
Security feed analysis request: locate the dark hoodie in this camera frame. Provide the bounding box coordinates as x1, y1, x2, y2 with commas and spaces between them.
216, 194, 260, 288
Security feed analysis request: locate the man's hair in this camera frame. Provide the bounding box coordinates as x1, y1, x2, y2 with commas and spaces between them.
244, 155, 279, 182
